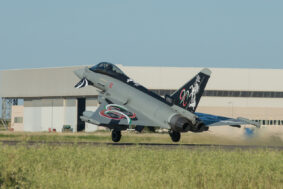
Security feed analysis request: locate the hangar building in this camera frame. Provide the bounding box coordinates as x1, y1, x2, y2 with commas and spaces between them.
1, 64, 283, 132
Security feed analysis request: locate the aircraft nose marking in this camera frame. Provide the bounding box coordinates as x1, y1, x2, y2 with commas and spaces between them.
75, 78, 88, 88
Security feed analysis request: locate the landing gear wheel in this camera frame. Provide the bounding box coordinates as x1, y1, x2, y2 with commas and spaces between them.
111, 130, 122, 142
169, 131, 181, 142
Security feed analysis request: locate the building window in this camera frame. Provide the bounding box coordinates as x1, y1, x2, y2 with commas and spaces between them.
14, 117, 23, 124
150, 89, 283, 98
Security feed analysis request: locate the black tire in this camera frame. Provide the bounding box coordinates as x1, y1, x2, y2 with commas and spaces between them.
111, 130, 121, 142
169, 131, 181, 142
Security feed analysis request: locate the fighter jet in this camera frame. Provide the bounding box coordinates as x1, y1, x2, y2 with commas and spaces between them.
74, 62, 260, 142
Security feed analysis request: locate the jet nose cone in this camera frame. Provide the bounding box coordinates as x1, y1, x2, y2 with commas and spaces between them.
74, 68, 85, 79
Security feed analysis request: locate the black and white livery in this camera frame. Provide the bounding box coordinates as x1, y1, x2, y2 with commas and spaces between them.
74, 62, 260, 142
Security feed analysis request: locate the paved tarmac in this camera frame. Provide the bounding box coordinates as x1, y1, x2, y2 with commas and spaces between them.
1, 140, 283, 150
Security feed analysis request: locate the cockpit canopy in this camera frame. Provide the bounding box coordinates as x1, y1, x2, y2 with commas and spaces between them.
89, 62, 128, 80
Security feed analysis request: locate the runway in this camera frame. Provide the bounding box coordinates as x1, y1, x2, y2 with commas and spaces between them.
1, 140, 283, 150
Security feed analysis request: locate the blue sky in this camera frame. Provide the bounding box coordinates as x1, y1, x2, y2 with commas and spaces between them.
0, 0, 283, 70
1, 1, 283, 117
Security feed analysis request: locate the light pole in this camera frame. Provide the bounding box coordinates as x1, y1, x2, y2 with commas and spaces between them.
228, 101, 234, 118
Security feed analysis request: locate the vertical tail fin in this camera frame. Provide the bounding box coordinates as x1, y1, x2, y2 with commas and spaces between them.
171, 68, 211, 112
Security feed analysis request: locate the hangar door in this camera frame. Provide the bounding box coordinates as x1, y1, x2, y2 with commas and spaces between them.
77, 98, 86, 131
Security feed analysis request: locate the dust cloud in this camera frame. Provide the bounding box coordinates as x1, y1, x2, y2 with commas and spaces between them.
203, 126, 283, 146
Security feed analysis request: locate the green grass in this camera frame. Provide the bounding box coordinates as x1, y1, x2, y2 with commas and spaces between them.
0, 144, 282, 189
0, 131, 283, 146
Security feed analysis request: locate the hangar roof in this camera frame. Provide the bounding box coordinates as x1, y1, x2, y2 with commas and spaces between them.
1, 65, 283, 98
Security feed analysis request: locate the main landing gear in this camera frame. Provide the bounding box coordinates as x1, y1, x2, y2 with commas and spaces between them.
111, 130, 122, 142
169, 130, 181, 142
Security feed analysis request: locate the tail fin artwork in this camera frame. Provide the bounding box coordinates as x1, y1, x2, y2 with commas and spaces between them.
171, 68, 211, 113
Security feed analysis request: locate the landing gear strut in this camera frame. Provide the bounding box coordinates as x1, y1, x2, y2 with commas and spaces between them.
111, 130, 122, 142
169, 130, 181, 142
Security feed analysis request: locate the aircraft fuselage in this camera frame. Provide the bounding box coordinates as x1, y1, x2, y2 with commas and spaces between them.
76, 67, 197, 130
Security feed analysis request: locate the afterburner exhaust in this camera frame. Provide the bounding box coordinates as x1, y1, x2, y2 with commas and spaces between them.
169, 114, 193, 132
